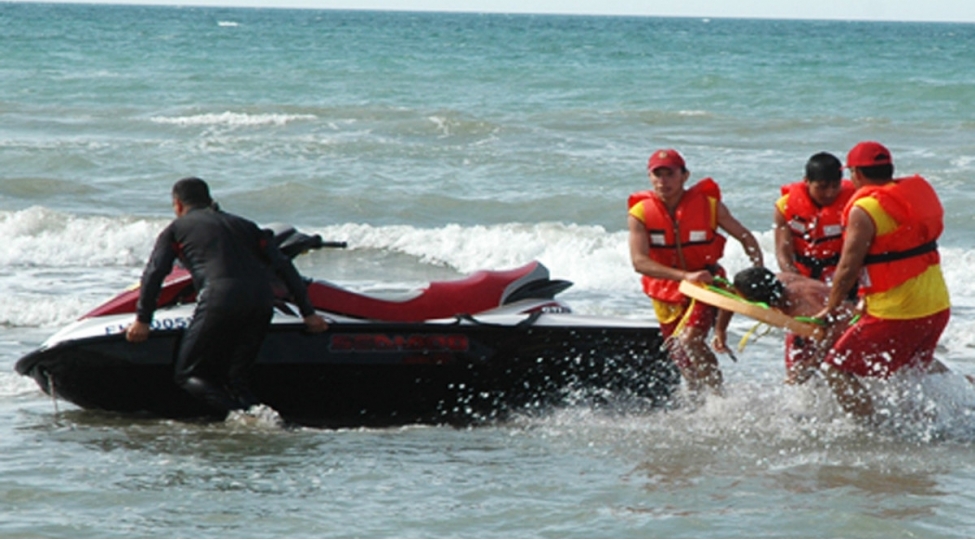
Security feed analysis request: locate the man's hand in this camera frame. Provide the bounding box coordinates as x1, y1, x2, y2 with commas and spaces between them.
812, 304, 854, 326
125, 321, 150, 343
710, 331, 729, 353
684, 269, 714, 284
303, 314, 329, 333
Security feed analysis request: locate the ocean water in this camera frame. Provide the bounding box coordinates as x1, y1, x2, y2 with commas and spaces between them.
3, 3, 975, 537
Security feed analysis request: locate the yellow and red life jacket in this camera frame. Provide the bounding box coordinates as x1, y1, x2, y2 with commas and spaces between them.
846, 175, 942, 295
628, 178, 727, 302
779, 180, 855, 280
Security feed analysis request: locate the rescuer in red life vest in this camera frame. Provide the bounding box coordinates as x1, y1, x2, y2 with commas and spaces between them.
814, 141, 951, 419
628, 148, 763, 394
773, 152, 856, 383
774, 152, 856, 282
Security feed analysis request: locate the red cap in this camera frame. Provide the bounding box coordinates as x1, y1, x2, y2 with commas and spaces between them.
647, 149, 685, 172
846, 141, 892, 168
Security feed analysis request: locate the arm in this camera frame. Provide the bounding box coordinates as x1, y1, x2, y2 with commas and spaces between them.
628, 215, 713, 284
262, 234, 329, 333
127, 226, 178, 343
716, 202, 764, 267
819, 207, 873, 317
773, 208, 799, 273
711, 309, 733, 353
795, 300, 859, 379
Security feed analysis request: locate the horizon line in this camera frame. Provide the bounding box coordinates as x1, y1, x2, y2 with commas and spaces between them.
6, 0, 975, 24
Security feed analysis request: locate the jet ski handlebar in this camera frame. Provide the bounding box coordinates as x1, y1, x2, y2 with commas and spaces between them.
264, 223, 347, 259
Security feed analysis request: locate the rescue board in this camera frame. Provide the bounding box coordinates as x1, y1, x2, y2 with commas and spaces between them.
678, 280, 822, 339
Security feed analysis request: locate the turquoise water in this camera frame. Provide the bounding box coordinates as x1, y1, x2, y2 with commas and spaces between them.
2, 3, 975, 537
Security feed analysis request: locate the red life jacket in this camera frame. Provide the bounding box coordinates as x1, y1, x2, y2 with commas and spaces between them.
845, 175, 942, 295
779, 180, 855, 279
629, 178, 727, 302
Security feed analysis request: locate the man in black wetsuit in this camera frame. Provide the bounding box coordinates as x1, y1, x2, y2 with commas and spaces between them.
125, 177, 328, 414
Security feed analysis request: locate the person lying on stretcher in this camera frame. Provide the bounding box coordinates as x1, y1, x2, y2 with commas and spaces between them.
713, 267, 958, 385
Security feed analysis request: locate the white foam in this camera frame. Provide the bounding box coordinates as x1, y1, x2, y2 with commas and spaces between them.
869, 371, 975, 442
225, 404, 285, 429
149, 111, 316, 128
940, 247, 975, 298
0, 208, 159, 326
0, 294, 98, 328
0, 207, 160, 267
0, 371, 43, 398
514, 368, 975, 447
315, 221, 775, 293
318, 221, 631, 290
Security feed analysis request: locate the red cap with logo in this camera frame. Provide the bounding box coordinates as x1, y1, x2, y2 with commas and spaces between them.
647, 149, 685, 172
846, 141, 892, 168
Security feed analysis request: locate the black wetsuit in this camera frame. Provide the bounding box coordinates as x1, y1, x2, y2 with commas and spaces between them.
136, 206, 315, 413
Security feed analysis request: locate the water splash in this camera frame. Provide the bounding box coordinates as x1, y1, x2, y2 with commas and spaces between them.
225, 404, 286, 430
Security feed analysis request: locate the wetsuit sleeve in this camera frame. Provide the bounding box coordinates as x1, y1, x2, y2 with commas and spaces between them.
261, 231, 317, 317
136, 224, 179, 324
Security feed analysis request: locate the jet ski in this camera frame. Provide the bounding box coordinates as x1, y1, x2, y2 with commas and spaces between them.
15, 225, 677, 427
